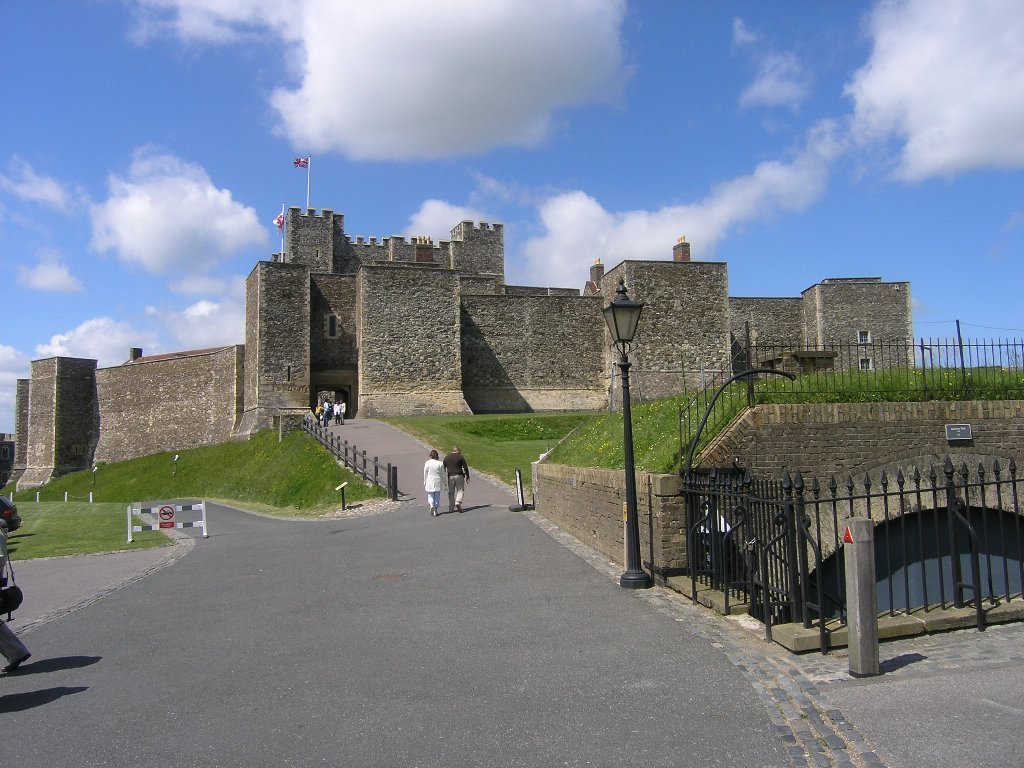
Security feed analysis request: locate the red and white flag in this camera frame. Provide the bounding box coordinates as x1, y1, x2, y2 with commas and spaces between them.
273, 212, 285, 230
293, 157, 309, 168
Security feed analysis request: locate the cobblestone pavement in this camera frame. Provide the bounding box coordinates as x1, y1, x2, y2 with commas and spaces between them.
524, 509, 1023, 768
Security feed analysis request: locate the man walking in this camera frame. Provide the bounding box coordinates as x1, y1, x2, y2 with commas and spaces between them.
0, 520, 30, 674
443, 446, 470, 513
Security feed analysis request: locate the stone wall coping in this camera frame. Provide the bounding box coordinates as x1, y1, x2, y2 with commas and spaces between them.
535, 462, 681, 496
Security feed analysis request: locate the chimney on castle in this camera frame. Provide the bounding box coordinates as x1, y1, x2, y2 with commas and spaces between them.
128, 348, 143, 362
673, 236, 691, 262
590, 258, 605, 285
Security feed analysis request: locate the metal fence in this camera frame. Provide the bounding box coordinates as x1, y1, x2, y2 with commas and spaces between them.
302, 416, 399, 500
683, 457, 1024, 653
679, 337, 1024, 470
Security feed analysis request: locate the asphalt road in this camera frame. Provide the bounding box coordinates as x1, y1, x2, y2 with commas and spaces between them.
0, 501, 790, 768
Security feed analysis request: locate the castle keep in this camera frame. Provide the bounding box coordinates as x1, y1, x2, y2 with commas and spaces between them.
12, 207, 912, 487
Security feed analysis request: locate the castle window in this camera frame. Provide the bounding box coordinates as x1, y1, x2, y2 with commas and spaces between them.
327, 314, 338, 338
857, 330, 872, 344
286, 365, 291, 382
859, 357, 874, 371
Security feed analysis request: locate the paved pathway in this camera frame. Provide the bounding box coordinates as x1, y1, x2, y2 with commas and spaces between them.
4, 418, 1022, 767
321, 416, 518, 509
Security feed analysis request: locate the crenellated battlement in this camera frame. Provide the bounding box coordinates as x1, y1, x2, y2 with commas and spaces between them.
290, 206, 343, 225
450, 220, 503, 242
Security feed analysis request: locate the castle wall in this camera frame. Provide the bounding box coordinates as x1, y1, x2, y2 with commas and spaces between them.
460, 275, 501, 296
18, 357, 98, 488
603, 261, 731, 399
728, 297, 805, 346
504, 285, 580, 297
357, 264, 471, 416
13, 379, 28, 479
461, 295, 606, 412
94, 346, 243, 464
238, 260, 311, 434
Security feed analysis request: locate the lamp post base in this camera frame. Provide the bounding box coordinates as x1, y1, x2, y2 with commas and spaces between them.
619, 569, 652, 589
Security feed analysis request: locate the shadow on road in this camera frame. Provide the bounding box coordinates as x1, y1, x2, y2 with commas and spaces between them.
0, 686, 89, 713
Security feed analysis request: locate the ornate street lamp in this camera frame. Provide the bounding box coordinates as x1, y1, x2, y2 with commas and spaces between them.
603, 279, 652, 589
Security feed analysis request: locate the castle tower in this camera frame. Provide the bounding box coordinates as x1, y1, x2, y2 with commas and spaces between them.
448, 221, 505, 285
17, 357, 99, 488
236, 260, 313, 435
285, 207, 345, 273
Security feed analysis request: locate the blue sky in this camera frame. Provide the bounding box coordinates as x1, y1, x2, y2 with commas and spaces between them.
2, 0, 1024, 434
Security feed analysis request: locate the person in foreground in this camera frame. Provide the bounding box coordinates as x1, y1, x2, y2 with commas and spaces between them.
443, 446, 471, 513
0, 519, 30, 674
423, 449, 446, 517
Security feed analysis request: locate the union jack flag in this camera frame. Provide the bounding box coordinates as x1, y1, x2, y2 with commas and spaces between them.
293, 157, 309, 168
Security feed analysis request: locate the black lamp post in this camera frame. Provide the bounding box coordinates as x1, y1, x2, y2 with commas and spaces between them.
603, 279, 652, 589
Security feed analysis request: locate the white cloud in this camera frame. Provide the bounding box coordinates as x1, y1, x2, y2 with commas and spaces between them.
846, 0, 1024, 180
158, 296, 246, 349
130, 0, 299, 43
89, 147, 267, 274
149, 275, 247, 349
35, 318, 162, 367
732, 18, 809, 110
404, 200, 493, 243
134, 0, 629, 161
16, 248, 84, 293
0, 157, 72, 211
168, 274, 233, 295
732, 18, 758, 47
0, 345, 31, 435
740, 52, 809, 110
516, 121, 843, 287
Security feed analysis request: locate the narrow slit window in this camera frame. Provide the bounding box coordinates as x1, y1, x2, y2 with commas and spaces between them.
327, 315, 338, 338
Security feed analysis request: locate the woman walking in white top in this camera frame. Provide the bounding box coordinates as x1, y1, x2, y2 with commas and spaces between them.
423, 450, 446, 517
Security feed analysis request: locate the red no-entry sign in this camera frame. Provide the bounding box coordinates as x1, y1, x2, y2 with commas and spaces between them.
158, 505, 175, 529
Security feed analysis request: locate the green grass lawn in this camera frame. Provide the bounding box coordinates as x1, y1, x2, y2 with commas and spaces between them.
383, 412, 596, 492
2, 429, 388, 561
5, 502, 171, 561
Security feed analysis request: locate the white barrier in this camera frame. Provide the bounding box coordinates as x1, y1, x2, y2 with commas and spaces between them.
127, 501, 209, 543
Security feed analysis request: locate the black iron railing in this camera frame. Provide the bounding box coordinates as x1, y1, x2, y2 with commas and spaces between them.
679, 337, 1024, 471
302, 416, 399, 501
683, 457, 1024, 652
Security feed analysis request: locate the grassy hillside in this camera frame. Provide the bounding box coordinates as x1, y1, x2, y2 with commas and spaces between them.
3, 429, 384, 514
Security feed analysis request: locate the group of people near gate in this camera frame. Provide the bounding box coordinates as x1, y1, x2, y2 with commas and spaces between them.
423, 446, 470, 517
314, 399, 346, 428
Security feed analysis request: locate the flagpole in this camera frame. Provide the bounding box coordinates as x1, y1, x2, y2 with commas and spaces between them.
280, 201, 285, 256
306, 155, 311, 210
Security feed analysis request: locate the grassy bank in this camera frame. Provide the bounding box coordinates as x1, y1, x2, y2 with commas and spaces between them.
4, 429, 384, 513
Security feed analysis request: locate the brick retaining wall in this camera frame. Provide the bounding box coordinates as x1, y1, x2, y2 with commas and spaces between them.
533, 463, 686, 575
702, 400, 1024, 481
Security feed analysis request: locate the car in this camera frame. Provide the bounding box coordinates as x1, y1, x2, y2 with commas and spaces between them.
0, 497, 21, 532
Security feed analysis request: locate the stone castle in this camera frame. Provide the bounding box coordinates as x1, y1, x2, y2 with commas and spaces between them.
11, 207, 912, 488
